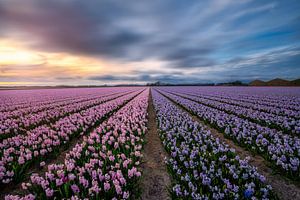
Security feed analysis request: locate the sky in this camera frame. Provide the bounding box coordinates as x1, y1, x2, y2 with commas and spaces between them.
0, 0, 300, 86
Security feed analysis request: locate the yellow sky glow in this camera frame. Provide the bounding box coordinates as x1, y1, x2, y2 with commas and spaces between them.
0, 39, 128, 85
0, 38, 177, 86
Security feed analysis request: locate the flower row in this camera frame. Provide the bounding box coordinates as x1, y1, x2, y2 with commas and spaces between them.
152, 89, 276, 199
161, 86, 300, 111
160, 89, 300, 134
0, 89, 122, 121
0, 89, 143, 184
175, 88, 300, 119
0, 88, 117, 112
156, 89, 300, 179
6, 88, 149, 200
0, 90, 133, 138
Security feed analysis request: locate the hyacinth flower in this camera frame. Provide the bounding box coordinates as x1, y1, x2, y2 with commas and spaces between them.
152, 89, 277, 199
158, 86, 300, 112
164, 90, 300, 134
159, 87, 300, 118
0, 89, 128, 121
0, 90, 134, 139
0, 90, 143, 185
180, 91, 300, 119
5, 89, 149, 199
156, 89, 300, 180
0, 87, 139, 113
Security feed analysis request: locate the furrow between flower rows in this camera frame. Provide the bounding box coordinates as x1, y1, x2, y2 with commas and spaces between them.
163, 89, 300, 134
0, 90, 130, 121
155, 89, 300, 180
0, 90, 135, 140
151, 89, 277, 199
0, 88, 114, 112
0, 89, 144, 185
190, 88, 300, 110
201, 93, 300, 118
5, 88, 149, 200
0, 92, 101, 120
176, 90, 300, 119
164, 87, 300, 111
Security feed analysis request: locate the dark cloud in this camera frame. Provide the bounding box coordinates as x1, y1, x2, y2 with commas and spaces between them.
163, 47, 214, 60
0, 0, 224, 66
0, 0, 146, 59
226, 46, 300, 68
204, 46, 300, 82
89, 74, 157, 82
55, 76, 82, 81
88, 74, 200, 84
157, 46, 217, 68
169, 57, 216, 68
89, 75, 133, 82
131, 69, 184, 76
0, 0, 299, 83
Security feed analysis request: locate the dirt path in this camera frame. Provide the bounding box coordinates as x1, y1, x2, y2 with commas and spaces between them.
156, 89, 300, 200
140, 90, 171, 200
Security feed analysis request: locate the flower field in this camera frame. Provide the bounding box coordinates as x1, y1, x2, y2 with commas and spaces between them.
0, 86, 299, 199
155, 87, 300, 179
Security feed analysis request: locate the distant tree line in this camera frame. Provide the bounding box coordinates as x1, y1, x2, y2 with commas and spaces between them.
146, 81, 247, 86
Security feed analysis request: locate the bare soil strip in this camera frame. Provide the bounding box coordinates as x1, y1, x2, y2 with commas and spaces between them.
140, 90, 171, 200
157, 89, 300, 200
1, 90, 145, 199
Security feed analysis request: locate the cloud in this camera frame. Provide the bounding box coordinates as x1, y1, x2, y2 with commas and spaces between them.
191, 46, 300, 82
225, 46, 300, 68
0, 1, 146, 59
55, 76, 82, 81
87, 74, 195, 84
0, 0, 299, 85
